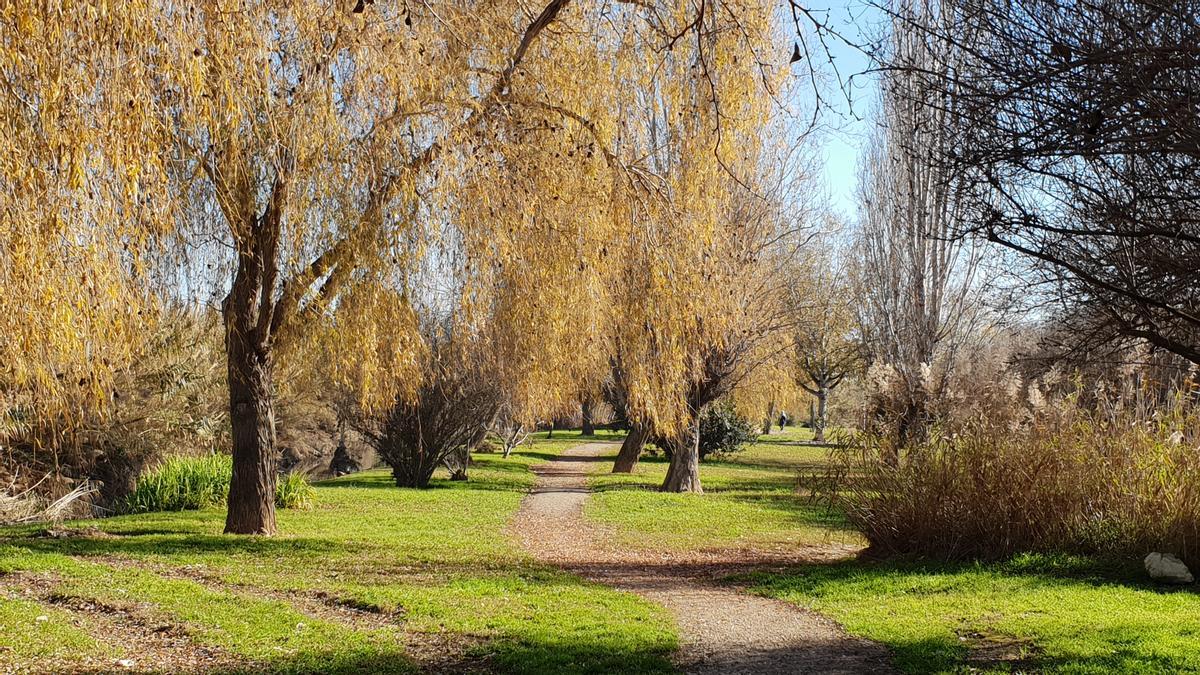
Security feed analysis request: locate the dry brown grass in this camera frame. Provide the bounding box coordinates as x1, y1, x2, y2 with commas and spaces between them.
833, 392, 1200, 567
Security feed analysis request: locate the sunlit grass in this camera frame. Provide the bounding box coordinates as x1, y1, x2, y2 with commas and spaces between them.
585, 440, 860, 552
742, 553, 1200, 673
0, 434, 676, 674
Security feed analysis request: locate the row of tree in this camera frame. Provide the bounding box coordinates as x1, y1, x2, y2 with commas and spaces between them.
3, 0, 845, 534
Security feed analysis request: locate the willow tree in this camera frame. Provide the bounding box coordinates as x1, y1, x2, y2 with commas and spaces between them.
6, 0, 825, 524
137, 0, 619, 534
1, 8, 176, 473
609, 0, 811, 491
357, 40, 631, 485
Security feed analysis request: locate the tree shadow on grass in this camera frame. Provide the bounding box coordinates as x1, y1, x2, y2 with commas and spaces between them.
2, 529, 357, 559
185, 634, 674, 675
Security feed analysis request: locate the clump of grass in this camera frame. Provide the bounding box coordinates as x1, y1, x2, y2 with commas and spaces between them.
834, 395, 1200, 566
126, 455, 315, 513
275, 471, 315, 510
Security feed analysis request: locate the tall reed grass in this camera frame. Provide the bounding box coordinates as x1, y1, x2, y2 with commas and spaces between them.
833, 395, 1200, 567
126, 455, 314, 513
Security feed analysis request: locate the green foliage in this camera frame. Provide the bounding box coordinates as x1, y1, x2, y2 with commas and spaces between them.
275, 472, 316, 510
125, 455, 231, 513
697, 401, 758, 460
126, 455, 315, 513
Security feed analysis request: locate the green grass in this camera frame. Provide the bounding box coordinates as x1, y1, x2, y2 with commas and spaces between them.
0, 597, 104, 663
585, 437, 859, 551
758, 426, 819, 443
126, 454, 317, 513
741, 554, 1200, 673
7, 424, 1193, 674
0, 431, 676, 674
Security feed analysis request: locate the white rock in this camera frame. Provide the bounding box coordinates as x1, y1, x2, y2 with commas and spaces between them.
1145, 552, 1194, 584
116, 659, 136, 668
34, 615, 48, 623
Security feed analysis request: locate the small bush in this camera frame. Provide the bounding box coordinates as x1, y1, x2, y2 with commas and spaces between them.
126, 455, 315, 513
275, 472, 315, 510
697, 402, 758, 460
832, 395, 1200, 568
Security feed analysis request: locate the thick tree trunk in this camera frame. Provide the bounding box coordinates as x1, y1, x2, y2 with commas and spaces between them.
660, 417, 702, 493
813, 387, 829, 444
224, 318, 278, 535
762, 400, 776, 435
581, 398, 596, 436
612, 424, 647, 473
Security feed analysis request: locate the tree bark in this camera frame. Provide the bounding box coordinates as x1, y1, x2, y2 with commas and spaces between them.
612, 424, 647, 473
813, 386, 829, 443
581, 398, 596, 436
223, 312, 278, 535
660, 417, 702, 493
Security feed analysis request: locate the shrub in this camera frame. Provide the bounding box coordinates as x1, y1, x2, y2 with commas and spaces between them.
832, 395, 1200, 568
697, 402, 757, 460
361, 346, 499, 488
275, 472, 316, 510
126, 455, 315, 513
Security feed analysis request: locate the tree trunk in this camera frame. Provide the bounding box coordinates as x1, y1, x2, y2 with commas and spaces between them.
581, 398, 596, 436
612, 424, 647, 473
660, 417, 702, 493
393, 461, 437, 488
446, 445, 471, 481
762, 400, 775, 435
223, 315, 278, 535
813, 386, 829, 444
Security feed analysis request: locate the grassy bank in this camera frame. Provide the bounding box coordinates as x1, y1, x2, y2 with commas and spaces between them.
0, 431, 675, 674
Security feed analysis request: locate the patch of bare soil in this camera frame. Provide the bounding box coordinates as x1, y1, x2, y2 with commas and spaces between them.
510, 442, 896, 674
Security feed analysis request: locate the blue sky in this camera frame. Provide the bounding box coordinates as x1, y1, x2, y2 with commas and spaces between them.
804, 0, 882, 217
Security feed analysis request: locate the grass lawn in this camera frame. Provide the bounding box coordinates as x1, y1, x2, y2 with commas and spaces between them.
741, 554, 1200, 673
584, 431, 861, 552
0, 431, 675, 674
583, 428, 1200, 673
6, 425, 1199, 674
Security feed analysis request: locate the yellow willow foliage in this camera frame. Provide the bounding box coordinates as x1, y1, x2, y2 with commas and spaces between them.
608, 0, 803, 436
1, 4, 176, 435
5, 0, 807, 447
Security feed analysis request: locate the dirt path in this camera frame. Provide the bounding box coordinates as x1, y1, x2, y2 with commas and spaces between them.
511, 442, 894, 675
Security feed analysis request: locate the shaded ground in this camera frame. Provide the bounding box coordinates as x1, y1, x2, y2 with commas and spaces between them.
511, 442, 894, 674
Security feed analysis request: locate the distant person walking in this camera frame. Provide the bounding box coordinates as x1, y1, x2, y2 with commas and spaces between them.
778, 411, 788, 431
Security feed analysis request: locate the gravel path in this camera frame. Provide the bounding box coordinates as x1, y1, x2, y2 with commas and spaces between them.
511, 442, 894, 674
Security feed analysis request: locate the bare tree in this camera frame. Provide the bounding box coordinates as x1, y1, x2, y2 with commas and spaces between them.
853, 0, 982, 448
893, 0, 1200, 365
360, 339, 500, 489
788, 257, 860, 443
